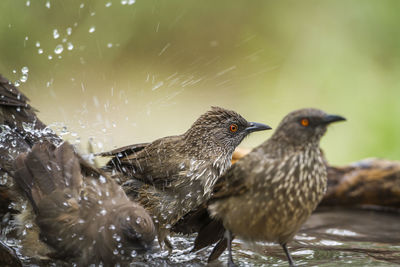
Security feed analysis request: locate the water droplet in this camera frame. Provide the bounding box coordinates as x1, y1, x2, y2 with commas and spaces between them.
107, 43, 113, 48
67, 42, 74, 50
90, 12, 95, 16
105, 2, 112, 7
20, 75, 28, 83
78, 219, 85, 224
152, 81, 163, 91
54, 44, 63, 54
38, 48, 43, 54
99, 176, 106, 184
21, 66, 29, 74
80, 3, 84, 8
53, 29, 60, 39
109, 224, 116, 230
113, 249, 118, 255
128, 0, 136, 4
121, 0, 127, 5
100, 209, 107, 216
136, 217, 142, 224
45, 1, 50, 8
26, 0, 30, 7
130, 250, 137, 257
89, 26, 96, 33
113, 233, 121, 241
25, 36, 29, 41
35, 41, 40, 47
0, 173, 8, 185
48, 55, 53, 60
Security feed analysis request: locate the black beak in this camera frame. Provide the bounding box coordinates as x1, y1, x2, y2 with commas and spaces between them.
245, 122, 272, 133
322, 114, 346, 125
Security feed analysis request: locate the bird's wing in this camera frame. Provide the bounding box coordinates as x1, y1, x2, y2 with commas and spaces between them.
98, 142, 150, 158
104, 136, 184, 187
210, 150, 277, 201
13, 142, 83, 212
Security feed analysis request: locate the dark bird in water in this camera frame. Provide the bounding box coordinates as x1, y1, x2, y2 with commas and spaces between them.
13, 141, 156, 266
175, 108, 345, 267
0, 74, 155, 265
100, 107, 271, 249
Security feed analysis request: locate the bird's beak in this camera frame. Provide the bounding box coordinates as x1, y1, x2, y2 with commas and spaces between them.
322, 114, 346, 125
245, 122, 272, 133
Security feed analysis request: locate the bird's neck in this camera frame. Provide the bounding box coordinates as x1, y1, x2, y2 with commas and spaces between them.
182, 131, 233, 159
261, 135, 321, 158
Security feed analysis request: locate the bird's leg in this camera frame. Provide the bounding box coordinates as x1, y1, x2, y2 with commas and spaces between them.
282, 243, 297, 267
164, 236, 173, 252
225, 230, 237, 267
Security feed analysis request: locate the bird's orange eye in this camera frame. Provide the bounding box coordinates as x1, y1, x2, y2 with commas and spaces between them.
229, 124, 238, 132
301, 118, 309, 127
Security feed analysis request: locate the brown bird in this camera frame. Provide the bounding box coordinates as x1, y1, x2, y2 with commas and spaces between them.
100, 107, 271, 249
178, 108, 345, 266
0, 74, 156, 265
0, 74, 62, 215
13, 141, 156, 266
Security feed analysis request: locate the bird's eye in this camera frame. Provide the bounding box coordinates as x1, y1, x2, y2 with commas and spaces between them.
300, 118, 309, 127
229, 124, 238, 132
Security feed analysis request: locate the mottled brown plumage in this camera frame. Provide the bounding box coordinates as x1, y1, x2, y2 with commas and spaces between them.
179, 108, 345, 266
100, 107, 271, 248
13, 141, 155, 266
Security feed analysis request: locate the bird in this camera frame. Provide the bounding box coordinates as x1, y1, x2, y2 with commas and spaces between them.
13, 140, 156, 266
99, 106, 272, 249
0, 74, 156, 265
177, 108, 346, 267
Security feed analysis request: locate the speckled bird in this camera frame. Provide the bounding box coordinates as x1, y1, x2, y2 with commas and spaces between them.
205, 108, 345, 267
13, 141, 156, 266
100, 107, 271, 249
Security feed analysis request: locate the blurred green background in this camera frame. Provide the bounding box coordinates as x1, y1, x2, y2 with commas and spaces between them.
1, 0, 399, 165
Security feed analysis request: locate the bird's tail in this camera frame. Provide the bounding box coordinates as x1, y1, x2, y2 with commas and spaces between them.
171, 205, 227, 262
13, 142, 83, 214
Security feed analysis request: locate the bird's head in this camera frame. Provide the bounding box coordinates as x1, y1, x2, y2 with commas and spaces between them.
185, 106, 271, 153
114, 203, 156, 251
272, 108, 346, 148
